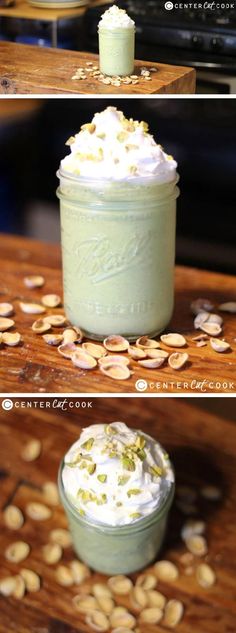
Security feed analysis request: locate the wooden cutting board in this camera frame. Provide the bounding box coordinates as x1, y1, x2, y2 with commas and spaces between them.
0, 397, 236, 632
0, 234, 235, 394
0, 43, 196, 95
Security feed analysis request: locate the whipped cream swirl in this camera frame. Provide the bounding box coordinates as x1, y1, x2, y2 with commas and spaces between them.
62, 422, 174, 526
61, 107, 177, 182
99, 5, 135, 29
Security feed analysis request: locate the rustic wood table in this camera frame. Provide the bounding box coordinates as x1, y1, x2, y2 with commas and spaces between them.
0, 42, 196, 94
0, 233, 235, 394
0, 397, 236, 632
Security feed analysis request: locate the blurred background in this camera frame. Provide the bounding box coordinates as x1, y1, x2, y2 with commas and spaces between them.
0, 97, 235, 274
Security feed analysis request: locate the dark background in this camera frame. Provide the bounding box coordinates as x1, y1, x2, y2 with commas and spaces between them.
0, 97, 235, 274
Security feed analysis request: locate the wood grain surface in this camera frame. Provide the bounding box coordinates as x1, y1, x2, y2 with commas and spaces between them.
0, 397, 236, 632
0, 43, 196, 94
0, 233, 235, 394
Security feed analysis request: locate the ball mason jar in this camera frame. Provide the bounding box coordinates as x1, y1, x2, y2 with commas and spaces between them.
58, 449, 175, 575
57, 169, 179, 341
98, 25, 135, 76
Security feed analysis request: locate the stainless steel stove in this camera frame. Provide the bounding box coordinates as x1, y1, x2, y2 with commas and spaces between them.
84, 1, 236, 92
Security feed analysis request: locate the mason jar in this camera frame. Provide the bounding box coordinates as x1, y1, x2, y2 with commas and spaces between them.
57, 169, 179, 341
58, 453, 175, 575
98, 25, 135, 77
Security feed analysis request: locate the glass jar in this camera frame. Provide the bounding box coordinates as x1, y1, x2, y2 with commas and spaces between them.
57, 169, 179, 341
98, 26, 135, 77
58, 457, 175, 575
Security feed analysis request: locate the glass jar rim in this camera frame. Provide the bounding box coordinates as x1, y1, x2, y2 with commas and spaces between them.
58, 457, 175, 535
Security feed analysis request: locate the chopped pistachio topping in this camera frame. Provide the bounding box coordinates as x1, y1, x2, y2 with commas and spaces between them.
137, 449, 147, 461
117, 131, 129, 142
127, 489, 141, 497
97, 474, 107, 484
136, 435, 146, 450
125, 144, 139, 152
78, 508, 86, 516
122, 456, 136, 472
97, 494, 107, 505
81, 123, 96, 134
105, 424, 117, 436
65, 136, 75, 146
149, 465, 163, 477
63, 422, 174, 527
118, 475, 130, 486
87, 464, 96, 475
97, 132, 106, 140
81, 438, 94, 451
129, 165, 138, 175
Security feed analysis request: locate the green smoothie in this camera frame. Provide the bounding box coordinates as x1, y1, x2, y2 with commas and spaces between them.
57, 106, 179, 340
59, 422, 175, 575
98, 5, 135, 77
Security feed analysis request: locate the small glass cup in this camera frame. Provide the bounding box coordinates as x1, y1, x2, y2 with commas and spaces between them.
58, 452, 175, 575
57, 169, 179, 341
98, 25, 135, 77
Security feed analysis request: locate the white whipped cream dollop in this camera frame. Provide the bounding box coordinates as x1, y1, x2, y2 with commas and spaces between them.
99, 5, 135, 29
61, 107, 177, 182
62, 422, 174, 526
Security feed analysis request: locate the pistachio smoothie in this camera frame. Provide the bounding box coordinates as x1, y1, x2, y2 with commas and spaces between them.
98, 5, 135, 77
59, 422, 175, 574
57, 106, 178, 340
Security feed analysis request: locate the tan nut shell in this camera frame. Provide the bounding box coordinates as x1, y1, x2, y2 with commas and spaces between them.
128, 346, 147, 360
218, 301, 236, 313
99, 363, 131, 380
0, 317, 15, 332
41, 294, 61, 308
44, 314, 67, 327
136, 336, 160, 349
0, 302, 14, 317
168, 352, 189, 370
58, 342, 77, 359
98, 355, 130, 366
3, 505, 24, 530
5, 541, 30, 563
72, 350, 97, 369
210, 338, 230, 352
2, 332, 21, 346
163, 599, 184, 627
103, 335, 129, 353
190, 298, 214, 315
82, 342, 107, 359
200, 322, 222, 336
138, 358, 165, 369
20, 568, 41, 592
160, 333, 186, 347
26, 502, 52, 521
154, 560, 179, 581
21, 439, 41, 461
32, 318, 51, 334
24, 275, 44, 289
19, 302, 45, 314
43, 333, 63, 346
